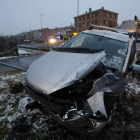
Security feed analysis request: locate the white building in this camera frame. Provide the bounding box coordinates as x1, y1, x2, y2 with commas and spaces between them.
34, 30, 42, 41
118, 20, 136, 32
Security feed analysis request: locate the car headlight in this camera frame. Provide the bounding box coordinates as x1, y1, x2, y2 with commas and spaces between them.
50, 39, 56, 43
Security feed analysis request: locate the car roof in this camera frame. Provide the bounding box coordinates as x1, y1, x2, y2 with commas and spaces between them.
83, 30, 130, 43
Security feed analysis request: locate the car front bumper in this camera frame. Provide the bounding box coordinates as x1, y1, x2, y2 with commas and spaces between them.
25, 84, 108, 137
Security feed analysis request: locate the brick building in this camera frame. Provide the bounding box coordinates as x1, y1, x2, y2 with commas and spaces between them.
42, 28, 53, 42
74, 7, 118, 32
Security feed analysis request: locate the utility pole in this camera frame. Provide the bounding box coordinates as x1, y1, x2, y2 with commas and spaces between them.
41, 14, 43, 29
41, 14, 43, 42
77, 0, 79, 34
29, 25, 31, 31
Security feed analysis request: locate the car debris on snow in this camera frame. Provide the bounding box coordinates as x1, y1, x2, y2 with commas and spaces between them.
0, 70, 140, 140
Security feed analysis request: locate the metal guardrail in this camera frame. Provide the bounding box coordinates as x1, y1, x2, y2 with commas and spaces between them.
0, 46, 27, 72
18, 46, 50, 52
0, 62, 27, 72
0, 46, 19, 57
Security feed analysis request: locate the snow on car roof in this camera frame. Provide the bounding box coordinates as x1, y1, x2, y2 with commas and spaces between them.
83, 30, 130, 42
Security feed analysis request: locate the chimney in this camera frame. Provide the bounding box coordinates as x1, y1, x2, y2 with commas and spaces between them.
89, 8, 92, 13
102, 6, 104, 10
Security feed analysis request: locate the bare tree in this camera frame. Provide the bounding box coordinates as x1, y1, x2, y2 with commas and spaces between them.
69, 24, 76, 32
0, 37, 19, 57
109, 19, 114, 27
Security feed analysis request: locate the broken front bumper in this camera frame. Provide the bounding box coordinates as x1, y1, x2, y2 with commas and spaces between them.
25, 84, 108, 137
54, 114, 108, 137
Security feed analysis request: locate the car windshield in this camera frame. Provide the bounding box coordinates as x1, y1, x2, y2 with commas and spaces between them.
62, 32, 128, 70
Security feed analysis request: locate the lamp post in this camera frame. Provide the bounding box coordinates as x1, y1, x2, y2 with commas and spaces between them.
41, 14, 43, 42
29, 25, 31, 32
41, 14, 43, 29
77, 0, 79, 34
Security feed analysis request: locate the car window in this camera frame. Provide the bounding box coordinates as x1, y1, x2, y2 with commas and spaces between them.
62, 33, 128, 70
71, 34, 86, 47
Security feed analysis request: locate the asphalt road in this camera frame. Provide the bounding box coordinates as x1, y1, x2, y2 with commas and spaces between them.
0, 55, 43, 73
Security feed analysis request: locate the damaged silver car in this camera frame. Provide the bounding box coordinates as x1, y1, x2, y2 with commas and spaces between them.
25, 25, 139, 137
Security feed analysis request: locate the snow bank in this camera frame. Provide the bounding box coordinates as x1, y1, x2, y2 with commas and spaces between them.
18, 50, 32, 55
0, 56, 18, 60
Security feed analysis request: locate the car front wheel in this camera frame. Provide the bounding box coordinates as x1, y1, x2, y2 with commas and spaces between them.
107, 101, 119, 127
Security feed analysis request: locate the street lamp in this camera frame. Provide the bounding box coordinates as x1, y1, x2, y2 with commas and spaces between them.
41, 14, 43, 29
29, 25, 31, 31
77, 0, 79, 33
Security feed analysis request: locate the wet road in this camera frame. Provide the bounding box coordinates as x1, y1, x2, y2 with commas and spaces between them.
0, 55, 43, 73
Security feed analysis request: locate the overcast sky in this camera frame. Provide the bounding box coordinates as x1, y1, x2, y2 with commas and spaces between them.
0, 0, 140, 36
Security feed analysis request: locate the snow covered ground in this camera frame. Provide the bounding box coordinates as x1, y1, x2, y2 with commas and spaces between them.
18, 49, 32, 55
18, 48, 46, 56
0, 56, 18, 60
0, 72, 140, 140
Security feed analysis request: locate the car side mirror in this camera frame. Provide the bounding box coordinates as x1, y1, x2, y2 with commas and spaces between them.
131, 64, 140, 72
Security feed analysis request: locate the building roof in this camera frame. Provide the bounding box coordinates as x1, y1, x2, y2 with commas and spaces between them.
51, 26, 69, 30
55, 31, 61, 35
122, 20, 134, 23
73, 7, 118, 18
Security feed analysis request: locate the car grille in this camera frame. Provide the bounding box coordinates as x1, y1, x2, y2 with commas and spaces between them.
25, 85, 68, 115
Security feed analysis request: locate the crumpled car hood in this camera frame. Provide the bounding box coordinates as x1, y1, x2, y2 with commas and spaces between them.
25, 50, 106, 95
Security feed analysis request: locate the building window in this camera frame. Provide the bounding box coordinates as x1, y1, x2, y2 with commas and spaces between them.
87, 14, 90, 19
92, 21, 94, 24
95, 12, 98, 17
87, 22, 90, 26
113, 15, 116, 19
83, 23, 85, 27
79, 17, 81, 21
83, 16, 85, 20
95, 20, 98, 25
103, 12, 106, 17
103, 20, 106, 25
106, 20, 108, 25
113, 22, 115, 26
79, 24, 81, 27
92, 13, 95, 17
108, 13, 111, 18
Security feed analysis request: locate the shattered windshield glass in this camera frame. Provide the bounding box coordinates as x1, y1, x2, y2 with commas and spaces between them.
62, 33, 128, 70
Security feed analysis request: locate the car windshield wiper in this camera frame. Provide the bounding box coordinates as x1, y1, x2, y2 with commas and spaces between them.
52, 48, 104, 54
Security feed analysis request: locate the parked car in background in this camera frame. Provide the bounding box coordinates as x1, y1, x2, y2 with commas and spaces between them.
25, 25, 139, 137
